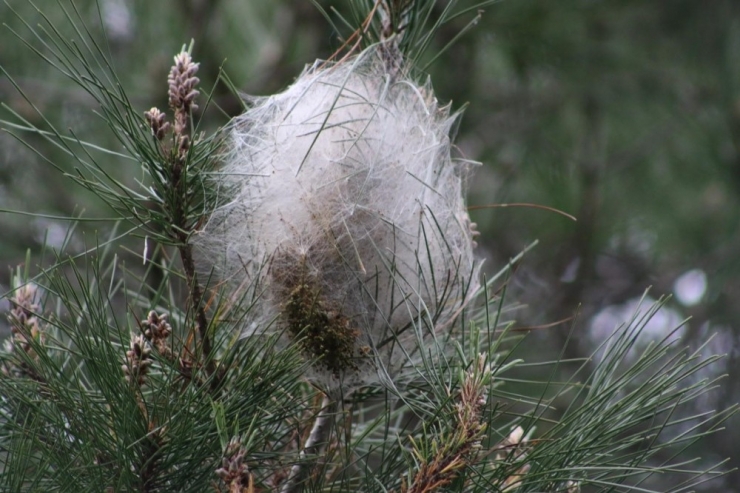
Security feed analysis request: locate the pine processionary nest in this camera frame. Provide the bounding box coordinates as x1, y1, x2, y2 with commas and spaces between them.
196, 46, 479, 392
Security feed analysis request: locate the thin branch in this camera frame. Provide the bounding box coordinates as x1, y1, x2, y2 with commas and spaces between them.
281, 395, 335, 493
177, 241, 213, 372
149, 48, 215, 376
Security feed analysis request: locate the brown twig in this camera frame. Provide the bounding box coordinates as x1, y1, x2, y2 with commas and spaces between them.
280, 395, 335, 493
322, 0, 382, 68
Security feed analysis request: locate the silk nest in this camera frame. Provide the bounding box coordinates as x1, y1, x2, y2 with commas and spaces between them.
195, 46, 479, 393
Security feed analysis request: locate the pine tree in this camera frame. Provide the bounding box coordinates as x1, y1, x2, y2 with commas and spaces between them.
0, 1, 735, 491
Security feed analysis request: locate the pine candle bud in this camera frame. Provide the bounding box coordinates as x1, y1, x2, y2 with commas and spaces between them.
196, 46, 479, 392
123, 334, 152, 386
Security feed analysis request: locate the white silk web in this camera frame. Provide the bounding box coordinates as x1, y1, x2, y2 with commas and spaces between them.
196, 46, 479, 392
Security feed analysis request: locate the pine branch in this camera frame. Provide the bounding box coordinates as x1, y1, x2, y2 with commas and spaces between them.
0, 3, 736, 493
403, 354, 489, 493
280, 395, 336, 493
145, 47, 214, 376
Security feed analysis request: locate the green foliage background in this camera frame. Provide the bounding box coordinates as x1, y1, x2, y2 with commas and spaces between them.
0, 0, 738, 490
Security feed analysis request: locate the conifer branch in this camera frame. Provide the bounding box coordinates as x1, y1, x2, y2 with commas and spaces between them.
403, 354, 489, 493
145, 48, 214, 376
0, 3, 735, 492
280, 395, 335, 493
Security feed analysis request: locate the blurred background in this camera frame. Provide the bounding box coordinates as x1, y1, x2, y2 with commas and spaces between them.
1, 0, 738, 490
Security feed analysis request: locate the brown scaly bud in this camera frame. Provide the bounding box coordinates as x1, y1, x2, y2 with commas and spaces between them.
10, 283, 40, 315
215, 437, 253, 493
177, 132, 191, 156
168, 51, 200, 115
5, 283, 45, 369
167, 50, 200, 157
178, 356, 194, 381
144, 107, 171, 141
123, 334, 152, 386
142, 310, 173, 359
